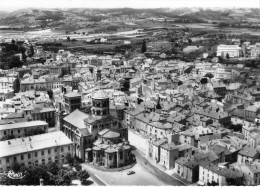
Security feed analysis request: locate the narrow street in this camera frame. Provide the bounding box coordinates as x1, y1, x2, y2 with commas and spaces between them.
132, 149, 186, 186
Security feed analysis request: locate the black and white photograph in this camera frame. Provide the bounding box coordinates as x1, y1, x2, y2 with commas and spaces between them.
0, 0, 260, 186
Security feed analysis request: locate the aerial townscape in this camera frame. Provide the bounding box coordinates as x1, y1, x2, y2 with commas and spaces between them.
1, 1, 260, 186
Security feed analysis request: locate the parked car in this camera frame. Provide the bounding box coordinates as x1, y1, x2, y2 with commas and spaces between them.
127, 171, 135, 175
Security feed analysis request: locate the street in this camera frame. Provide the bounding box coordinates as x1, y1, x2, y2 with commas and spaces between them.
82, 162, 168, 186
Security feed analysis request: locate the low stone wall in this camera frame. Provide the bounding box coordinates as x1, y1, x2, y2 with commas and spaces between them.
86, 161, 136, 172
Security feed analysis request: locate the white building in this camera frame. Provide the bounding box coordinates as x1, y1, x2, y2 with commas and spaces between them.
0, 121, 48, 140
216, 45, 241, 58
0, 77, 16, 90
199, 161, 243, 185
0, 131, 73, 172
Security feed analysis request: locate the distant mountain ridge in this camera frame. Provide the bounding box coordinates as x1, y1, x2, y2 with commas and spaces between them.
0, 7, 256, 28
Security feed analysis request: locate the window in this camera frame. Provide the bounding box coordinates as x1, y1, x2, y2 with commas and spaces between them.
4, 131, 6, 135
6, 157, 9, 163
35, 160, 38, 166
48, 158, 52, 162
0, 160, 1, 164
42, 159, 45, 165
97, 111, 101, 116
18, 129, 20, 133
21, 155, 24, 160
11, 130, 13, 135
68, 146, 70, 151
41, 151, 44, 156
120, 151, 123, 159
48, 149, 51, 154
109, 155, 112, 160
28, 153, 31, 159
54, 148, 57, 152
35, 152, 38, 157
61, 147, 64, 152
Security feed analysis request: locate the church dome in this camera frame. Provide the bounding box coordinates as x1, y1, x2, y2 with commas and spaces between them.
92, 90, 108, 100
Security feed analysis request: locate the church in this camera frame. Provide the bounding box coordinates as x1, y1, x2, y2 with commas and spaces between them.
58, 89, 128, 162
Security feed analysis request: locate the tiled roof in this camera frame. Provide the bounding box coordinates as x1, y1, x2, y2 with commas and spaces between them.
238, 146, 258, 158
92, 89, 108, 100
103, 131, 120, 139
0, 120, 47, 130
63, 109, 89, 129
64, 92, 81, 98
152, 138, 168, 147
176, 157, 198, 169
200, 161, 243, 179
0, 131, 72, 157
161, 142, 178, 151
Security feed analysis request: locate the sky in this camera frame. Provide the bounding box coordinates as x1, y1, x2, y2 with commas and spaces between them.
0, 0, 259, 12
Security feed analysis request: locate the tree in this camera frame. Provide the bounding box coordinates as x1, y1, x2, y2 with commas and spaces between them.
204, 73, 214, 79
178, 81, 183, 86
8, 55, 21, 69
77, 170, 90, 183
200, 77, 208, 85
29, 44, 34, 57
55, 169, 71, 186
75, 163, 82, 171
218, 56, 224, 63
226, 53, 230, 59
141, 40, 147, 53
47, 90, 53, 99
46, 162, 59, 175
65, 153, 74, 166
11, 162, 21, 173
22, 166, 52, 185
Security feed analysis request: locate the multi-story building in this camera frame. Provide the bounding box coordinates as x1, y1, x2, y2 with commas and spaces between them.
0, 131, 73, 172
148, 138, 168, 163
212, 83, 227, 98
0, 77, 17, 90
198, 64, 232, 80
237, 146, 259, 164
0, 121, 48, 140
244, 105, 259, 122
231, 163, 260, 185
31, 107, 56, 127
217, 45, 241, 58
159, 143, 193, 169
175, 157, 199, 183
199, 161, 243, 185
251, 46, 260, 58
64, 92, 81, 114
248, 130, 260, 148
